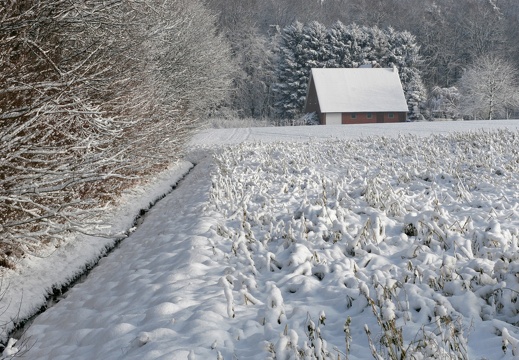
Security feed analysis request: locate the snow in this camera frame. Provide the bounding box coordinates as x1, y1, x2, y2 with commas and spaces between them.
189, 119, 519, 146
0, 161, 194, 347
4, 120, 519, 359
309, 68, 409, 113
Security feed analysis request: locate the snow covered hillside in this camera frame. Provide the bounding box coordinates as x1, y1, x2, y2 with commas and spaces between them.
4, 121, 519, 359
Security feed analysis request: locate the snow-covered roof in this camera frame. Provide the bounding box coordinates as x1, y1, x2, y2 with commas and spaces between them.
309, 68, 408, 113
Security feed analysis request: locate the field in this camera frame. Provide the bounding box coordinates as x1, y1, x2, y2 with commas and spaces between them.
205, 130, 519, 359
4, 121, 519, 359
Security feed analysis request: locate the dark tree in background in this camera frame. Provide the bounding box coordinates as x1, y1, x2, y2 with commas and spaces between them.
274, 21, 324, 120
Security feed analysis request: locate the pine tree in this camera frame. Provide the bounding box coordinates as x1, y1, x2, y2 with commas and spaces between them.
349, 24, 375, 67
383, 28, 427, 120
275, 21, 328, 119
274, 21, 306, 119
325, 22, 351, 68
301, 21, 329, 69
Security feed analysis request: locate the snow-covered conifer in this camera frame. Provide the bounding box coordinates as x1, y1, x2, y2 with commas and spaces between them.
274, 22, 307, 119
383, 28, 428, 120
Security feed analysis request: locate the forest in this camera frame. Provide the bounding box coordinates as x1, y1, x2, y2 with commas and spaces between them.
1, 0, 519, 261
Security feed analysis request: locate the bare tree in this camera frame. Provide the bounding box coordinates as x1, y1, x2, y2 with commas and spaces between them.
113, 0, 233, 165
458, 55, 519, 120
428, 86, 461, 120
228, 28, 276, 118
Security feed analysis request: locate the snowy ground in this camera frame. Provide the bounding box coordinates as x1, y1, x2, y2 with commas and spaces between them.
4, 120, 519, 359
189, 119, 519, 146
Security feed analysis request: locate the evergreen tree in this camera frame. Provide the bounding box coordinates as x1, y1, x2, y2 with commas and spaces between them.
325, 22, 373, 68
277, 21, 330, 121
274, 22, 305, 119
325, 22, 351, 67
300, 21, 330, 69
384, 28, 428, 120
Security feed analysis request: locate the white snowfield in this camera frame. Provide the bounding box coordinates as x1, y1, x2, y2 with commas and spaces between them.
4, 120, 519, 359
189, 119, 519, 146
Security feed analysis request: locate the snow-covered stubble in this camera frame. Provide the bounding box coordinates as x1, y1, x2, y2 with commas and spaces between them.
209, 130, 519, 358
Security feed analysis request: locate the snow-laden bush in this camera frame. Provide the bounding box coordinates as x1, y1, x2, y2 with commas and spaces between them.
0, 0, 232, 262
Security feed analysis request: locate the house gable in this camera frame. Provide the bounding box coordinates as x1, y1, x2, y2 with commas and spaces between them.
304, 77, 320, 114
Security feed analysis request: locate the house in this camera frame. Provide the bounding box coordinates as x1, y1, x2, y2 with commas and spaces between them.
304, 67, 409, 125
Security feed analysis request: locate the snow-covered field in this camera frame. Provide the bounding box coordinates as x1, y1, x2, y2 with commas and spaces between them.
4, 120, 519, 359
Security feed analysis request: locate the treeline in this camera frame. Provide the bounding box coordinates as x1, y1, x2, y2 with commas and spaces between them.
0, 0, 232, 262
206, 0, 519, 120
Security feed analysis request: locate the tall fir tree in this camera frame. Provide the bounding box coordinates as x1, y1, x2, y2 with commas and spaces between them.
275, 21, 331, 119
383, 27, 427, 120
274, 21, 306, 119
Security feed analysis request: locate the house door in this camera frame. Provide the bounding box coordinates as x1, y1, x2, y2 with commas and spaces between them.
377, 113, 384, 123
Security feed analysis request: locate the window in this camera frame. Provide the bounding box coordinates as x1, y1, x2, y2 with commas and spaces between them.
351, 113, 357, 119
388, 113, 394, 118
367, 113, 372, 119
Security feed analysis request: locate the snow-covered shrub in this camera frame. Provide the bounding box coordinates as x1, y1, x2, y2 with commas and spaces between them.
0, 0, 232, 261
428, 86, 461, 120
202, 117, 273, 129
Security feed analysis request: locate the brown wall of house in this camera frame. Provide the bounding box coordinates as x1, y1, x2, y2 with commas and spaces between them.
320, 113, 326, 125
340, 112, 406, 124
342, 113, 376, 124
318, 112, 407, 125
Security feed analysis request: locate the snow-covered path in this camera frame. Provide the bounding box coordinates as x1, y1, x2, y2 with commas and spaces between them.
17, 153, 229, 359
6, 120, 519, 359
